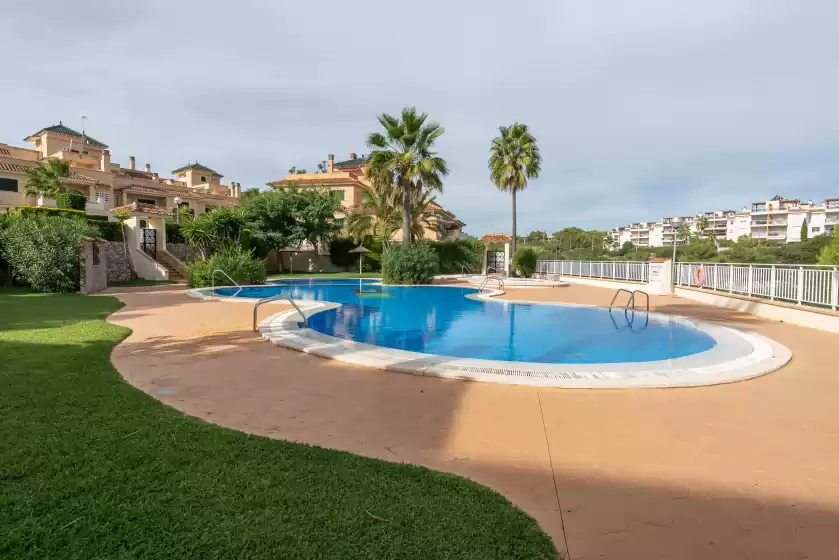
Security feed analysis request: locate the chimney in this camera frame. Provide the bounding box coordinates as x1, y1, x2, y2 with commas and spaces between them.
349, 152, 357, 160
129, 156, 135, 170
327, 153, 334, 173
145, 164, 151, 173
100, 149, 111, 172
235, 182, 241, 198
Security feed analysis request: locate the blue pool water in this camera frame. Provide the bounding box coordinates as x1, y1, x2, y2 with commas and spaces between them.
215, 279, 716, 363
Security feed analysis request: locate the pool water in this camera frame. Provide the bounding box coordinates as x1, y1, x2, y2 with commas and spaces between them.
216, 279, 716, 364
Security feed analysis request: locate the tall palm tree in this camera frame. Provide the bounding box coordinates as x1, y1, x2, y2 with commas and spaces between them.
24, 159, 71, 197
489, 123, 542, 259
366, 107, 449, 246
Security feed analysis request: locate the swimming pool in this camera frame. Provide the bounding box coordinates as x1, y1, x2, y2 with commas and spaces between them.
198, 278, 791, 388
216, 279, 715, 364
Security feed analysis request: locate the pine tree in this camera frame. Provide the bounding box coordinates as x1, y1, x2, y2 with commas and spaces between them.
800, 219, 808, 242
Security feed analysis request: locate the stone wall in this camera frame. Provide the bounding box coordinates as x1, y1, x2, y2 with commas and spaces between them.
80, 238, 108, 294
167, 243, 204, 263
103, 241, 133, 282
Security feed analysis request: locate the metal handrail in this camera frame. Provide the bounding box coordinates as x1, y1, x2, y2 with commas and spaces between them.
633, 290, 650, 313
253, 294, 308, 332
212, 269, 242, 297
461, 264, 472, 276
609, 288, 636, 310
479, 275, 505, 294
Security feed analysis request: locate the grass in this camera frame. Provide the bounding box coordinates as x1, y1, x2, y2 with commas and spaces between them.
0, 290, 556, 559
268, 271, 382, 280
109, 279, 178, 287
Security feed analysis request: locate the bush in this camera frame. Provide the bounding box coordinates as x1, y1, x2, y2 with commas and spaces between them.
9, 206, 86, 219
381, 242, 439, 284
430, 237, 484, 274
91, 220, 123, 242
184, 247, 267, 288
55, 189, 87, 211
328, 237, 358, 271
166, 221, 186, 244
0, 214, 99, 292
513, 247, 538, 278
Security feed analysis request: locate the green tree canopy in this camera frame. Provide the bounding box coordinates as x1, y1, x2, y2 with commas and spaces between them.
24, 159, 71, 197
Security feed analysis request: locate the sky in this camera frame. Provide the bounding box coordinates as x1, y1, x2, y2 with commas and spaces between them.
3, 1, 838, 236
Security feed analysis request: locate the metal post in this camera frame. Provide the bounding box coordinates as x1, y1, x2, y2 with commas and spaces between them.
797, 266, 804, 305
729, 265, 734, 293
831, 267, 839, 311
770, 266, 776, 300
747, 266, 753, 297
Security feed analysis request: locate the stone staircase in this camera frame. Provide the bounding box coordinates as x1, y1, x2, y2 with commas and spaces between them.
155, 252, 186, 283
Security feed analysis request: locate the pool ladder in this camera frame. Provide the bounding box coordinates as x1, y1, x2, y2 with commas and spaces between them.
479, 275, 505, 294
253, 294, 308, 332
609, 288, 650, 332
211, 269, 243, 297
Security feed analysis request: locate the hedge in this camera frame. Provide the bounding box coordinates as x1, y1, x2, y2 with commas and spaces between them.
55, 189, 87, 211
10, 206, 86, 218
381, 242, 439, 284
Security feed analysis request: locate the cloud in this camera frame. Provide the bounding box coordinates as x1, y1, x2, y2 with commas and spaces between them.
3, 0, 838, 235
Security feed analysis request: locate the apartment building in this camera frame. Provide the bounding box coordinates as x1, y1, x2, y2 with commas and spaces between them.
268, 153, 466, 241
0, 122, 241, 217
612, 197, 839, 248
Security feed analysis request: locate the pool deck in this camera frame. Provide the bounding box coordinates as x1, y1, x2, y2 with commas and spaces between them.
104, 282, 839, 560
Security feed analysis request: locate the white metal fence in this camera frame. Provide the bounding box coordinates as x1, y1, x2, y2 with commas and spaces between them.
536, 260, 649, 282
676, 262, 839, 310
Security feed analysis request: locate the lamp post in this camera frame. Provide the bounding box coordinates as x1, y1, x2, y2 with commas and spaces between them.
173, 196, 182, 225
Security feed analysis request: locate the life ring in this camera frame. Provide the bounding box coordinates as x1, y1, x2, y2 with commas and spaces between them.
693, 266, 705, 287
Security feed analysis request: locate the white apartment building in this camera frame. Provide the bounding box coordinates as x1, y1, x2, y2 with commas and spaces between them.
611, 197, 839, 248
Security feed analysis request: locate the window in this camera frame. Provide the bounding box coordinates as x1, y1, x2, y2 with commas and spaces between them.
0, 178, 18, 192
139, 219, 148, 228
95, 190, 110, 203
333, 189, 345, 201
137, 198, 157, 206
200, 176, 207, 183
812, 226, 821, 233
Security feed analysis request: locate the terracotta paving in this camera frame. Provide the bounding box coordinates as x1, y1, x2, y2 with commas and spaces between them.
103, 283, 839, 560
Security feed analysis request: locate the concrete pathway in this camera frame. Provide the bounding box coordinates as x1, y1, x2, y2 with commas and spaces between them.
105, 283, 839, 559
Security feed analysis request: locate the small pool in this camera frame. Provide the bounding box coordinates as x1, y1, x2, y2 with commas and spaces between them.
215, 279, 716, 364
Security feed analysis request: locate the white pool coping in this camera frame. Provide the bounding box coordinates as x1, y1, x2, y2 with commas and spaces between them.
188, 283, 792, 389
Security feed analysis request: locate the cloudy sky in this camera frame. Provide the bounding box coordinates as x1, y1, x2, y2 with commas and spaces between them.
3, 1, 838, 235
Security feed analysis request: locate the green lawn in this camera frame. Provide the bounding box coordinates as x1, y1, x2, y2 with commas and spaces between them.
268, 271, 382, 280
0, 290, 556, 559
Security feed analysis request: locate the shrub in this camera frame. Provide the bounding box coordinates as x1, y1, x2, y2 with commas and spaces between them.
184, 247, 267, 288
166, 221, 186, 244
0, 214, 98, 292
328, 237, 358, 271
55, 189, 87, 211
91, 220, 123, 242
9, 206, 86, 219
381, 242, 439, 284
430, 237, 484, 274
513, 247, 538, 278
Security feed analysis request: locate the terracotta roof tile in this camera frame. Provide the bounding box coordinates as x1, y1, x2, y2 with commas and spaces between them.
0, 162, 31, 173
121, 184, 235, 204
268, 177, 357, 186
480, 233, 511, 242
0, 148, 10, 156
68, 171, 99, 182
109, 202, 172, 216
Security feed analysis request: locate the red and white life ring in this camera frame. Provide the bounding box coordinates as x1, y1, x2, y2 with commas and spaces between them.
693, 266, 706, 287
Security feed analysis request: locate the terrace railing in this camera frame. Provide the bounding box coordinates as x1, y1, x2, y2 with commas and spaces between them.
676, 262, 839, 311
536, 260, 649, 283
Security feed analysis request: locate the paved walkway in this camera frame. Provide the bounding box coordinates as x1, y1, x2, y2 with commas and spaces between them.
105, 283, 839, 560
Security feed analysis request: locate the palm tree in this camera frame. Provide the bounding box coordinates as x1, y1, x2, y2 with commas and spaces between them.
24, 159, 71, 197
489, 123, 542, 259
345, 181, 441, 243
695, 215, 709, 238
112, 209, 136, 279
345, 181, 400, 243
366, 107, 449, 246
